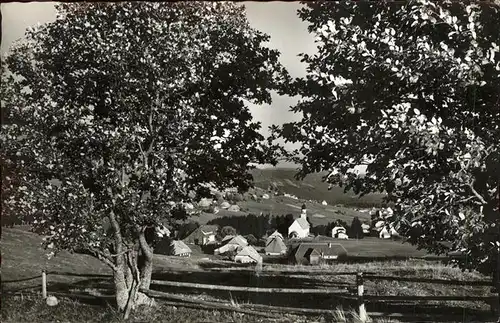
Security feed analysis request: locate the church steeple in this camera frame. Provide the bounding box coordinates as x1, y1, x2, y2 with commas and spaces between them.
301, 203, 307, 219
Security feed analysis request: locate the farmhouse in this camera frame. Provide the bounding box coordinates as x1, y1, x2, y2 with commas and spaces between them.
290, 242, 347, 265
183, 225, 218, 245
170, 240, 192, 257
266, 230, 284, 243
265, 235, 287, 256
235, 246, 262, 264
331, 226, 348, 239
214, 235, 248, 255
288, 204, 310, 239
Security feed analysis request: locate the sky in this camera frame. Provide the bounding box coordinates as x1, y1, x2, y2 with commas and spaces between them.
1, 2, 318, 168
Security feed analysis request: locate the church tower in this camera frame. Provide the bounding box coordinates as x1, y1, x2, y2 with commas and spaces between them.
301, 203, 307, 220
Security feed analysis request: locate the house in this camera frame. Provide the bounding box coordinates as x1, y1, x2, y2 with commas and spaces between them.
337, 232, 349, 240
379, 226, 391, 239
266, 230, 284, 244
155, 225, 171, 238
331, 226, 347, 238
235, 246, 262, 264
290, 242, 348, 265
265, 236, 287, 256
214, 235, 248, 255
183, 225, 218, 245
170, 240, 192, 257
288, 205, 310, 238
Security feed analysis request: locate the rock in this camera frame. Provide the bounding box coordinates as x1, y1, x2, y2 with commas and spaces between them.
321, 200, 328, 206
250, 194, 258, 201
220, 201, 231, 209
262, 194, 270, 200
228, 205, 241, 212
134, 292, 157, 309
46, 296, 58, 307
184, 203, 194, 210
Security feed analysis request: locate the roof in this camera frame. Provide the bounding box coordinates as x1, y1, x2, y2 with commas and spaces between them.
265, 237, 287, 253
293, 218, 310, 230
183, 225, 219, 242
199, 225, 218, 235
292, 242, 347, 263
236, 246, 262, 262
171, 240, 192, 255
222, 235, 235, 242
266, 231, 284, 245
222, 235, 248, 247
304, 248, 321, 259
268, 230, 284, 240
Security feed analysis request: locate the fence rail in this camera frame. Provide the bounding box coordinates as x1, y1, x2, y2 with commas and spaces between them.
363, 274, 492, 286
151, 279, 348, 294
3, 269, 497, 323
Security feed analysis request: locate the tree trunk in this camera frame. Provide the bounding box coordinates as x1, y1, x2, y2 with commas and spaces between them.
140, 255, 153, 290
114, 265, 130, 312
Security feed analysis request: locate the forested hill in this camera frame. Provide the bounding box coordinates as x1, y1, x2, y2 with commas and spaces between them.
250, 168, 385, 208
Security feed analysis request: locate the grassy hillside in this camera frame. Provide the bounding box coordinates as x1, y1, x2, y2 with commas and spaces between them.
250, 168, 385, 208
2, 227, 493, 323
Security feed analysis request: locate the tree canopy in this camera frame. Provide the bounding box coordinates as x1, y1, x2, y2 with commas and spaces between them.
1, 2, 288, 314
277, 0, 500, 276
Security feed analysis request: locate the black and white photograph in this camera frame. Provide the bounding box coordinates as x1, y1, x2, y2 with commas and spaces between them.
1, 1, 500, 322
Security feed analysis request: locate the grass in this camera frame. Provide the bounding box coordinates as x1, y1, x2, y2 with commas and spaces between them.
2, 227, 496, 322
1, 294, 298, 323
250, 168, 385, 208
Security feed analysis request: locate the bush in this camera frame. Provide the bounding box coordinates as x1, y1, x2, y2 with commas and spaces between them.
216, 226, 237, 240
349, 217, 364, 239
226, 192, 244, 203
244, 234, 258, 245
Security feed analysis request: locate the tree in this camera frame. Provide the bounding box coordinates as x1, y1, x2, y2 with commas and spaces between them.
217, 226, 238, 240
244, 233, 258, 245
1, 2, 288, 316
350, 217, 364, 239
277, 0, 500, 279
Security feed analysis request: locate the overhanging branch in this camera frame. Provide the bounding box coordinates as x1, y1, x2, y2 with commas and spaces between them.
468, 179, 488, 205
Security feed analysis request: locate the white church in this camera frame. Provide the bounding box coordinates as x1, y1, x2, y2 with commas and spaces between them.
288, 204, 311, 239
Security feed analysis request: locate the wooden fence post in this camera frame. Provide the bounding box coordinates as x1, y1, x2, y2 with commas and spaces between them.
42, 270, 47, 299
357, 272, 367, 323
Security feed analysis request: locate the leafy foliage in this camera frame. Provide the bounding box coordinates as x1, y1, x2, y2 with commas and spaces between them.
1, 1, 288, 311
216, 226, 238, 240
278, 0, 500, 275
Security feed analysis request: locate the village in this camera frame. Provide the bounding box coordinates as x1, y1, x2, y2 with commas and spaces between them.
154, 195, 407, 266
2, 1, 499, 322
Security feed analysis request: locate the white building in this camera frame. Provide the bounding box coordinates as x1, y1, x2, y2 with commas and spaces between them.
214, 235, 248, 255
235, 246, 262, 264
288, 205, 310, 239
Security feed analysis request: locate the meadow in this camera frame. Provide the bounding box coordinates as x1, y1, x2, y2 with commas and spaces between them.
2, 226, 495, 323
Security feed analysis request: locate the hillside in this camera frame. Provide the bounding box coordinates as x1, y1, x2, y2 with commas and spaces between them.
250, 168, 385, 208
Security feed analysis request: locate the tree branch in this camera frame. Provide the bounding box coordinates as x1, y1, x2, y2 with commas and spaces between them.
137, 226, 153, 261
468, 179, 488, 205
89, 247, 118, 271
108, 210, 124, 257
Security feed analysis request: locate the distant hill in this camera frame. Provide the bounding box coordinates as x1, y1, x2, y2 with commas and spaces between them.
250, 168, 384, 208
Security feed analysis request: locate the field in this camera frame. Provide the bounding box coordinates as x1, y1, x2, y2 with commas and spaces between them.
2, 226, 496, 323
1, 168, 496, 322
250, 168, 385, 208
